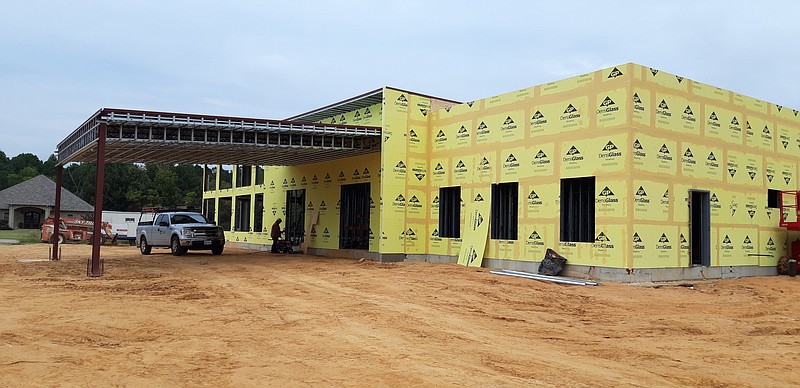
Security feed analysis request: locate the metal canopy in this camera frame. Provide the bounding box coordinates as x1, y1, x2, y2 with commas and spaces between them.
284, 88, 383, 123
57, 108, 382, 166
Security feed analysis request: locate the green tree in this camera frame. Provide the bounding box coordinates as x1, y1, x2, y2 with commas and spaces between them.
151, 165, 181, 207
7, 166, 39, 186
41, 154, 58, 179
0, 150, 9, 189
102, 163, 150, 211
9, 153, 42, 174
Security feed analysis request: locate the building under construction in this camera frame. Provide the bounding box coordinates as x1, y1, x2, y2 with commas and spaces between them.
193, 63, 799, 281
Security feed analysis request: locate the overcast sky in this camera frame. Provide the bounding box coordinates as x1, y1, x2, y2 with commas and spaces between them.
1, 1, 798, 160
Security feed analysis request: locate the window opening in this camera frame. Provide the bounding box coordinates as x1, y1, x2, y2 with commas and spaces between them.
491, 182, 518, 240
439, 186, 461, 238
560, 177, 595, 242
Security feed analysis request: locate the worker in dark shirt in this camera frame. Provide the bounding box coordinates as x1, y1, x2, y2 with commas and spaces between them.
270, 218, 283, 253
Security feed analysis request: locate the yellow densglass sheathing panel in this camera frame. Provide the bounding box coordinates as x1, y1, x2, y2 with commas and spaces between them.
458, 187, 491, 267
703, 104, 744, 145
317, 102, 382, 127
655, 92, 700, 135
431, 157, 449, 186
725, 150, 749, 186
718, 228, 759, 266
780, 160, 796, 189
677, 227, 691, 267
734, 93, 769, 115
692, 81, 730, 103
205, 152, 382, 250
522, 224, 555, 262
596, 179, 628, 219
632, 88, 650, 125
632, 132, 678, 175
408, 126, 427, 154
397, 62, 800, 271
406, 188, 427, 220
524, 182, 559, 219
404, 221, 427, 254
425, 64, 634, 266
476, 152, 496, 184
631, 224, 680, 268
632, 180, 670, 222
645, 66, 689, 92
679, 142, 723, 181
590, 224, 627, 268
709, 189, 730, 223
596, 88, 627, 128
540, 71, 595, 96
744, 115, 775, 152
529, 143, 556, 177
434, 100, 479, 120
499, 146, 527, 182
484, 87, 533, 110
761, 230, 792, 267
776, 123, 800, 157
495, 111, 525, 142
772, 104, 798, 121
380, 88, 411, 254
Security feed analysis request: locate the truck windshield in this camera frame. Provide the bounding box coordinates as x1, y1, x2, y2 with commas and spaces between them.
170, 214, 209, 224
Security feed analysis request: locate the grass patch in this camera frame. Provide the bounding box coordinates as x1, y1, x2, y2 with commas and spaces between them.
0, 229, 43, 244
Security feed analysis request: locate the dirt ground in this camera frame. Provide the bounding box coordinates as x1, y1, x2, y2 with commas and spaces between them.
2, 244, 800, 387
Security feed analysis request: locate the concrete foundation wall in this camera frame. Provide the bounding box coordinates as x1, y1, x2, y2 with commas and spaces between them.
235, 242, 779, 282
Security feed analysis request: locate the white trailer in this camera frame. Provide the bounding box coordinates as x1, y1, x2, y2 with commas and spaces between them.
102, 211, 140, 244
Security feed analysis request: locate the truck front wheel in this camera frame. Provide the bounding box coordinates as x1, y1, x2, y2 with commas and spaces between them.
139, 237, 152, 255
171, 236, 186, 256
50, 233, 66, 244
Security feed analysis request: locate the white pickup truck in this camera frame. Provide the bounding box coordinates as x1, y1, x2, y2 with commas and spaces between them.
136, 209, 225, 256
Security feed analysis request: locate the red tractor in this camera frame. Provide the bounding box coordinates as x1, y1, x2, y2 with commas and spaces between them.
41, 216, 113, 244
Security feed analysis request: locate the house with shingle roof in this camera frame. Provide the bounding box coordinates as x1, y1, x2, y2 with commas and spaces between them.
0, 175, 93, 229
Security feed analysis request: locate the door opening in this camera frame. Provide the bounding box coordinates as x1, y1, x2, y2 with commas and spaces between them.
23, 211, 42, 229
689, 190, 711, 266
235, 195, 251, 232
285, 189, 306, 243
254, 194, 264, 233
340, 183, 370, 249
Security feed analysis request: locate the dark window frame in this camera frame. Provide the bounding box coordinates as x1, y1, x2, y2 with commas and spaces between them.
203, 198, 216, 223
234, 195, 251, 231
490, 182, 519, 240
219, 165, 233, 190
218, 197, 233, 231
236, 165, 252, 187
255, 166, 265, 186
254, 193, 264, 233
439, 186, 461, 238
285, 189, 306, 242
560, 176, 595, 243
768, 189, 781, 209
339, 183, 371, 249
203, 165, 217, 192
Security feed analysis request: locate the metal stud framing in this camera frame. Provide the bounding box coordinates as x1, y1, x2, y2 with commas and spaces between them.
57, 109, 382, 165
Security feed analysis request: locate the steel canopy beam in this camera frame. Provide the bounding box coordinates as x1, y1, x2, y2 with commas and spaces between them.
56, 108, 382, 166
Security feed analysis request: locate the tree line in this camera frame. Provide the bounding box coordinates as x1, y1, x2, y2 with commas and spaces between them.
0, 150, 203, 211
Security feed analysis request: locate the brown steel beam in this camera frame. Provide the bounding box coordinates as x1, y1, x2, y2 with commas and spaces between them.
52, 165, 63, 261
89, 123, 106, 277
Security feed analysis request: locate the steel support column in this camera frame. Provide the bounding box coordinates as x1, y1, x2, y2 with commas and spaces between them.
52, 165, 63, 260
89, 123, 106, 277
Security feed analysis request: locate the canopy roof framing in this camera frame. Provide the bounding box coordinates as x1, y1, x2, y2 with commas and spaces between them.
57, 108, 382, 166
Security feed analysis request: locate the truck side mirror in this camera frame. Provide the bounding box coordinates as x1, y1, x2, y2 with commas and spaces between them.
159, 221, 169, 227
